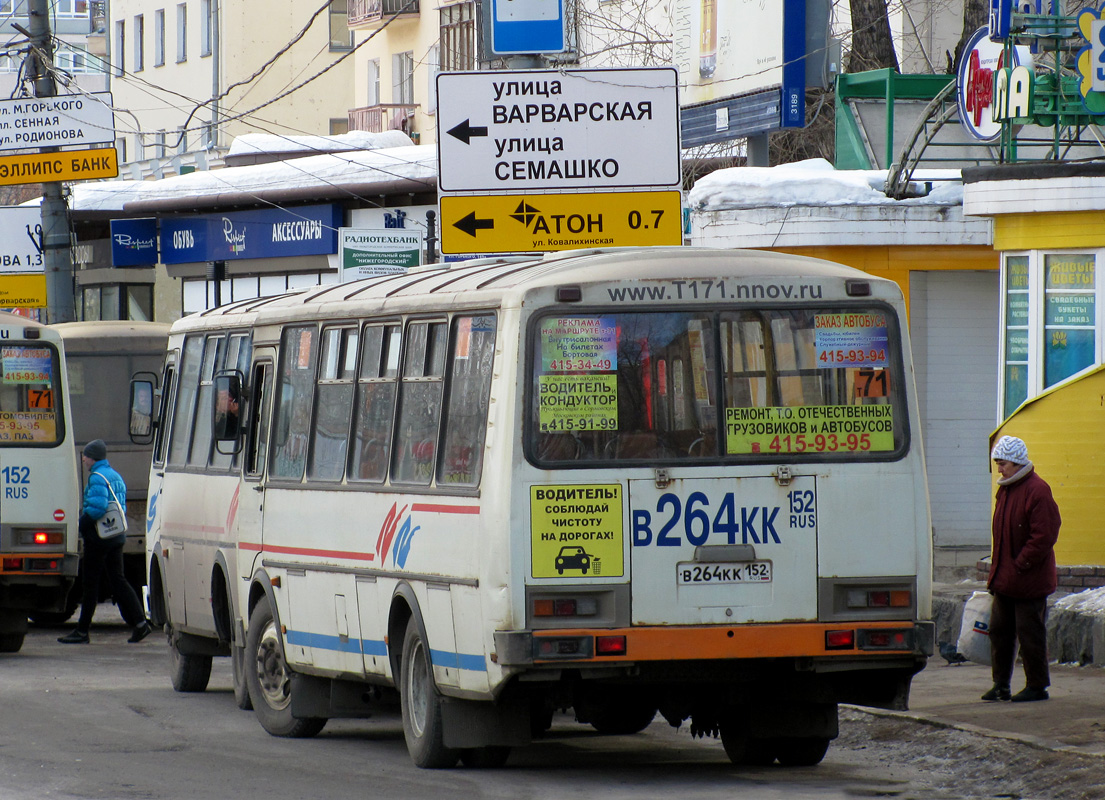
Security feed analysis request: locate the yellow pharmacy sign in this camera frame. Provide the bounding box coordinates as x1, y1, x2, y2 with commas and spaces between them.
0, 274, 47, 307
0, 147, 118, 187
440, 190, 682, 254
530, 484, 623, 578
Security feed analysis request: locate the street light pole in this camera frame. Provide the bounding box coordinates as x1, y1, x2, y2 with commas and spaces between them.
26, 0, 76, 323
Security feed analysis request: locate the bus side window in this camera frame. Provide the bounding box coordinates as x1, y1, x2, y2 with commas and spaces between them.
188, 335, 226, 467
270, 325, 317, 480
349, 324, 400, 483
152, 365, 175, 466
167, 336, 204, 467
392, 321, 447, 485
211, 332, 252, 471
245, 362, 272, 478
308, 326, 358, 481
437, 315, 496, 487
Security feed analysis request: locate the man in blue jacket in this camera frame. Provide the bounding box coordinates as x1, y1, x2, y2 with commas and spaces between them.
58, 439, 152, 644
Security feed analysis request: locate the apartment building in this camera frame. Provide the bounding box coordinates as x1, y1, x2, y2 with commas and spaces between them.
105, 0, 356, 177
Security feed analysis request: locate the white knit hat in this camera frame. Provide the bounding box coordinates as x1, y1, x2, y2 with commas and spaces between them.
991, 435, 1029, 465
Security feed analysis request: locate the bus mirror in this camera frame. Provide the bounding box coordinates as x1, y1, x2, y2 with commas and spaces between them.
214, 374, 242, 441
129, 379, 155, 443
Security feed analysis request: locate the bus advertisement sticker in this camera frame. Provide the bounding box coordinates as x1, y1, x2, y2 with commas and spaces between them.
530, 484, 623, 578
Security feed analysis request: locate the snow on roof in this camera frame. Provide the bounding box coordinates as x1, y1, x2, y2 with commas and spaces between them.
226, 130, 413, 156
68, 144, 438, 213
688, 158, 965, 211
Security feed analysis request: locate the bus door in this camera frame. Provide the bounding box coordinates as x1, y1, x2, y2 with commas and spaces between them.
237, 355, 274, 584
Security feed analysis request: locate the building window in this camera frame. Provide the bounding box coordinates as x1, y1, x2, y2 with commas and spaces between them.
81, 284, 153, 321
134, 14, 144, 71
0, 53, 18, 72
114, 20, 125, 75
329, 0, 353, 51
154, 130, 167, 159
54, 0, 90, 17
426, 44, 439, 115
176, 3, 187, 62
154, 9, 165, 66
367, 58, 380, 106
1043, 253, 1096, 388
1002, 255, 1029, 420
999, 250, 1100, 421
329, 117, 349, 135
393, 51, 414, 105
440, 1, 475, 71
176, 125, 188, 154
200, 0, 212, 57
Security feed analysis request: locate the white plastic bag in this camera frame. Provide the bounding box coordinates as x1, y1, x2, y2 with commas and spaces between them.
956, 590, 993, 666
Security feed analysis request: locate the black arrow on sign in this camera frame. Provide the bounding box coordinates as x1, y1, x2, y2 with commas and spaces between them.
447, 119, 488, 144
454, 211, 494, 237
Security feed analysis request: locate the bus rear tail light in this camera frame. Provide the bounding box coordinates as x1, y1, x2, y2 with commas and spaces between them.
25, 558, 60, 572
2, 557, 23, 571
846, 589, 912, 609
533, 636, 593, 660
825, 630, 855, 650
595, 635, 626, 656
533, 597, 598, 618
32, 531, 63, 546
857, 628, 914, 651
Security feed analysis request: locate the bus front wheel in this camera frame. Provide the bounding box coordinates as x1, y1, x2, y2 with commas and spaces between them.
245, 597, 325, 738
167, 627, 212, 693
400, 618, 459, 768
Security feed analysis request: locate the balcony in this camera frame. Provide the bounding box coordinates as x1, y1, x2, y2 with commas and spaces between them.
348, 0, 420, 29
348, 104, 419, 137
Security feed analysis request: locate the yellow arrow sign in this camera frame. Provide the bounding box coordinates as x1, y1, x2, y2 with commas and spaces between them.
0, 147, 118, 187
440, 190, 682, 254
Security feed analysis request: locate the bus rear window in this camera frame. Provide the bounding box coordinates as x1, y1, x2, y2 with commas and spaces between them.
0, 344, 63, 445
529, 308, 905, 464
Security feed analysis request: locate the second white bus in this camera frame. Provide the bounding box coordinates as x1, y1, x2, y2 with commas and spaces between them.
134, 247, 934, 768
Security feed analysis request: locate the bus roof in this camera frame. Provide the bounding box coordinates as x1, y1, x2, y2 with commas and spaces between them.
168, 247, 894, 333
50, 320, 172, 352
0, 311, 47, 329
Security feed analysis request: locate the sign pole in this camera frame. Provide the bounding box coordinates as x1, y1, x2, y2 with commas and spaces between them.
27, 0, 76, 323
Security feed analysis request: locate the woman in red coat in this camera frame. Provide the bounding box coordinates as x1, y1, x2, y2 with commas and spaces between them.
982, 435, 1061, 703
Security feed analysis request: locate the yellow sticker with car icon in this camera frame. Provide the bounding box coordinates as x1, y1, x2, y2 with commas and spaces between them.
530, 484, 623, 578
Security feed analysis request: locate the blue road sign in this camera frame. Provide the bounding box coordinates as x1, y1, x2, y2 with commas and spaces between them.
490, 0, 565, 55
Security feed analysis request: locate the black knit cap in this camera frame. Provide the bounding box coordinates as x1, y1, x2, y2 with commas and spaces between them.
83, 439, 107, 461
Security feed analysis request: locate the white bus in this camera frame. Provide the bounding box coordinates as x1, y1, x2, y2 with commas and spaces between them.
0, 313, 80, 652
39, 321, 171, 622
134, 248, 934, 768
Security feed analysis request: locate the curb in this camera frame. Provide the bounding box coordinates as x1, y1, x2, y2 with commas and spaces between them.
844, 704, 1105, 759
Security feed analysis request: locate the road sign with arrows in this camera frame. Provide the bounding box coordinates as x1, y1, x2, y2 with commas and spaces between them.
439, 191, 682, 254
435, 68, 680, 193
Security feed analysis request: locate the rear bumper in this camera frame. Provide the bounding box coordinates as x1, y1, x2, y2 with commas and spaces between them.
495, 620, 935, 667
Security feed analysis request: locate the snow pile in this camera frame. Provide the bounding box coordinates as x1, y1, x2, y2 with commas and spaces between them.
1054, 585, 1105, 615
688, 158, 964, 211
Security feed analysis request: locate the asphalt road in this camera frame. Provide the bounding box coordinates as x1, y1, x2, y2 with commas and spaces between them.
5, 604, 1103, 800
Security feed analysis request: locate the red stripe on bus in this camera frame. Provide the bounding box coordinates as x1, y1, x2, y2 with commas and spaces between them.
410, 503, 480, 514
237, 542, 375, 562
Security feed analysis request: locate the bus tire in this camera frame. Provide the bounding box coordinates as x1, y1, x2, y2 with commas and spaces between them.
459, 746, 511, 768
168, 629, 212, 693
0, 632, 25, 653
775, 736, 830, 767
400, 618, 458, 768
720, 731, 776, 766
232, 644, 253, 711
245, 597, 325, 738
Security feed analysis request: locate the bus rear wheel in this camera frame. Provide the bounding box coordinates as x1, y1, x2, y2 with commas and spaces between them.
167, 628, 212, 693
776, 736, 830, 767
400, 619, 458, 768
0, 632, 25, 653
719, 730, 776, 766
245, 597, 325, 738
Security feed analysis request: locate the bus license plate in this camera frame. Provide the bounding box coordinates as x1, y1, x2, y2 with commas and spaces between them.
677, 561, 773, 585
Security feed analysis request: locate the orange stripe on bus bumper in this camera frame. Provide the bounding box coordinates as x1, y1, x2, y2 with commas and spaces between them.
532, 622, 920, 662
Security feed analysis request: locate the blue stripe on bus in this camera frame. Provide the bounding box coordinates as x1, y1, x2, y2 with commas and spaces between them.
430, 648, 487, 672
284, 630, 484, 671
